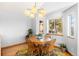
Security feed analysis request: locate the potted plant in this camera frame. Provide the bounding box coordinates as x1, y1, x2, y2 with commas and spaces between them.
28, 29, 33, 37
59, 43, 67, 52
25, 29, 33, 39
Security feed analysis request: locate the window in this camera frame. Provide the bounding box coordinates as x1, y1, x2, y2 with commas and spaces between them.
49, 19, 55, 33
39, 20, 44, 34
67, 15, 75, 37
49, 18, 63, 34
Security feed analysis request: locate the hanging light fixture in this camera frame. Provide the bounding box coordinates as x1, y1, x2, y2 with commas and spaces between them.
24, 2, 46, 18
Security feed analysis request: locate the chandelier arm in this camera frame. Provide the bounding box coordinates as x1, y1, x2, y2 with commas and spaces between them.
24, 2, 46, 18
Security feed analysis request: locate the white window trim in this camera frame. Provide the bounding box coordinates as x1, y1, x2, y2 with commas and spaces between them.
67, 15, 75, 38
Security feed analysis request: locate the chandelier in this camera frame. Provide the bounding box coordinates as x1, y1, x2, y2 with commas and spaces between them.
24, 3, 46, 18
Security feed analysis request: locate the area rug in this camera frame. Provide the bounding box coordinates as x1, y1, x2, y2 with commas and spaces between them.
16, 47, 65, 56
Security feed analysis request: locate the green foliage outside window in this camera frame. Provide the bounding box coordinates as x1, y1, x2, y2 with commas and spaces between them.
49, 18, 62, 34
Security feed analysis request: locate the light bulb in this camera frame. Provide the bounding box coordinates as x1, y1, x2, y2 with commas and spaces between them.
24, 10, 30, 16
38, 9, 46, 18
39, 9, 46, 14
39, 13, 45, 18
31, 6, 37, 14
30, 13, 35, 18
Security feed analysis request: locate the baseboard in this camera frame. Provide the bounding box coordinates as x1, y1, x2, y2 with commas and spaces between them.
1, 41, 26, 49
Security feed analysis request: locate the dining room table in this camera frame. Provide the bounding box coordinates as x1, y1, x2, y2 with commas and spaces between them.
27, 35, 56, 55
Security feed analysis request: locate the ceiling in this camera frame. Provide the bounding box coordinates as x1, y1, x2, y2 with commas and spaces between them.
0, 2, 76, 14
37, 2, 76, 14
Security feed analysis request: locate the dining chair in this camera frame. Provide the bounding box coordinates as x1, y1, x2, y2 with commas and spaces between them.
41, 39, 56, 55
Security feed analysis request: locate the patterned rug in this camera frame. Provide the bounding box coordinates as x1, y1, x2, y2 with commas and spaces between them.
16, 47, 65, 56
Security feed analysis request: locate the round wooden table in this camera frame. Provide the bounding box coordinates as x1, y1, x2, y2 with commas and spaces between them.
27, 36, 56, 55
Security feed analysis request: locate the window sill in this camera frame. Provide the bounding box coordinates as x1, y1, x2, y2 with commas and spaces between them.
67, 36, 75, 39
55, 34, 63, 36
47, 33, 63, 36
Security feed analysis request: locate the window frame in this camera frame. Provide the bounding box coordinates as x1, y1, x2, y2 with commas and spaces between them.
67, 15, 75, 38
48, 18, 63, 35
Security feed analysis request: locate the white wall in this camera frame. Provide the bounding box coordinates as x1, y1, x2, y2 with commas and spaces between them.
32, 16, 40, 35
63, 4, 78, 55
77, 4, 79, 56
0, 3, 32, 47
32, 18, 36, 34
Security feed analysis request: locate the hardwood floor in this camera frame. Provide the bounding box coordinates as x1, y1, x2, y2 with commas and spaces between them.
1, 42, 71, 56
1, 43, 28, 56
